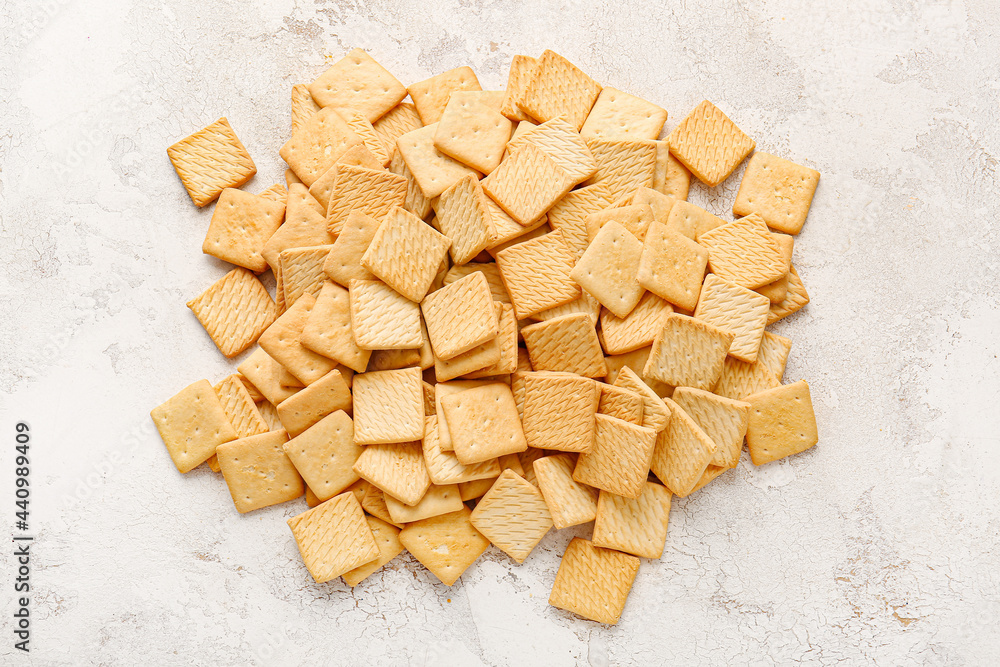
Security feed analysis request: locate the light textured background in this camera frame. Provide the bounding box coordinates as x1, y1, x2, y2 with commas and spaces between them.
1, 0, 999, 664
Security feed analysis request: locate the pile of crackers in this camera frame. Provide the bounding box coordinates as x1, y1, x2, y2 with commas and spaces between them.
154, 48, 820, 624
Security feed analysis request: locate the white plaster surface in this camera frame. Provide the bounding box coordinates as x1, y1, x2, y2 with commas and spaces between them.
1, 0, 999, 664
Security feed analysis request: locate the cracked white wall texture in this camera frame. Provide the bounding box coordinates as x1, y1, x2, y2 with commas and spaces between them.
0, 0, 998, 664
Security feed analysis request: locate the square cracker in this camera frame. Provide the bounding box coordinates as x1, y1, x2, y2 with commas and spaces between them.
521, 372, 599, 453
570, 221, 645, 318
592, 481, 672, 559
421, 271, 497, 360
581, 88, 667, 141
396, 124, 480, 200
398, 507, 490, 586
441, 383, 527, 465
422, 415, 501, 485
202, 188, 285, 272
507, 116, 597, 184
470, 470, 553, 563
257, 400, 282, 431
694, 274, 770, 363
529, 291, 600, 327
341, 110, 391, 166
598, 384, 644, 425
691, 464, 729, 494
549, 537, 640, 625
665, 200, 725, 241
767, 265, 810, 324
236, 348, 302, 406
733, 151, 820, 234
258, 293, 338, 385
307, 48, 406, 122
573, 414, 657, 499
745, 380, 819, 465
521, 313, 607, 378
495, 231, 580, 320
547, 182, 617, 259
348, 279, 422, 350
342, 515, 405, 587
599, 291, 673, 355
407, 66, 483, 125
585, 204, 655, 243
353, 441, 432, 506
713, 355, 781, 401
698, 215, 787, 289
167, 117, 256, 207
434, 91, 513, 174
520, 50, 602, 130
187, 267, 278, 357
649, 398, 717, 497
671, 386, 749, 469
151, 379, 238, 473
582, 138, 658, 197
612, 366, 672, 432
500, 55, 537, 122
282, 410, 363, 502
324, 165, 407, 235
276, 368, 352, 437
667, 100, 755, 187
217, 429, 304, 513
388, 149, 433, 219
309, 147, 384, 211
323, 211, 381, 286
643, 313, 733, 390
482, 142, 576, 226
434, 380, 497, 451
213, 375, 268, 438
433, 336, 502, 382
279, 245, 332, 308
533, 453, 600, 529
434, 174, 494, 265
464, 303, 518, 378
352, 367, 424, 445
637, 223, 709, 311
287, 491, 379, 584
300, 281, 372, 373
443, 262, 510, 304
385, 483, 464, 524
373, 102, 423, 157
280, 107, 363, 187
361, 207, 452, 303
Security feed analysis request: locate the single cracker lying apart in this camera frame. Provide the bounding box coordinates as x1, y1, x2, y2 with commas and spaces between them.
549, 538, 640, 625
745, 380, 819, 465
167, 117, 256, 207
151, 379, 237, 473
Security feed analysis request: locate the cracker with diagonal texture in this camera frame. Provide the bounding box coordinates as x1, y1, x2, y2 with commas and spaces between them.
342, 515, 405, 587
167, 117, 256, 207
373, 102, 423, 156
464, 303, 518, 378
573, 414, 657, 498
353, 441, 431, 506
421, 271, 497, 360
549, 538, 640, 625
547, 182, 617, 258
600, 291, 673, 355
643, 313, 733, 390
262, 184, 332, 274
713, 355, 781, 401
583, 138, 657, 197
470, 470, 553, 563
500, 55, 537, 122
287, 491, 379, 583
694, 274, 770, 363
520, 50, 602, 130
187, 267, 278, 357
342, 110, 390, 166
671, 386, 749, 469
586, 204, 656, 243
667, 100, 755, 186
276, 368, 352, 437
280, 245, 333, 308
598, 384, 644, 424
649, 399, 717, 497
521, 372, 599, 453
495, 231, 580, 319
768, 265, 810, 324
348, 279, 422, 350
521, 313, 607, 378
352, 367, 424, 445
533, 453, 600, 529
484, 142, 577, 226
698, 215, 787, 289
592, 481, 671, 558
422, 415, 501, 485
361, 207, 452, 302
508, 116, 597, 183
612, 366, 672, 432
434, 174, 494, 265
443, 262, 510, 303
324, 165, 407, 236
213, 375, 268, 438
652, 140, 691, 200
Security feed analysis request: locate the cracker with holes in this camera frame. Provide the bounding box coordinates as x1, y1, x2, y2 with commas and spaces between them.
694, 274, 770, 363
352, 442, 431, 506
308, 48, 406, 122
287, 491, 379, 583
434, 380, 497, 451
352, 367, 424, 445
151, 379, 238, 473
573, 414, 657, 498
361, 207, 452, 302
652, 140, 691, 200
495, 231, 580, 319
533, 453, 600, 529
592, 481, 671, 559
202, 188, 285, 272
586, 203, 655, 242
434, 91, 513, 174
549, 538, 640, 625
440, 383, 526, 465
581, 88, 667, 141
733, 151, 819, 234
396, 124, 480, 199
421, 271, 497, 360
408, 66, 482, 125
167, 117, 256, 207
637, 222, 709, 311
521, 372, 599, 453
348, 279, 422, 350
667, 100, 755, 186
282, 410, 363, 502
300, 281, 372, 373
470, 469, 553, 563
745, 380, 818, 465
280, 107, 363, 186
217, 429, 304, 512
665, 200, 725, 241
650, 399, 717, 497
236, 348, 302, 406
398, 507, 489, 586
433, 335, 502, 382
385, 483, 464, 524
187, 267, 278, 357
434, 174, 495, 265
571, 221, 645, 318
521, 313, 607, 378
422, 415, 501, 485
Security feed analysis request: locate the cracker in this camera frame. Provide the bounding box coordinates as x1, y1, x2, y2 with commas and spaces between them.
352, 367, 424, 445
636, 222, 709, 311
651, 140, 691, 200
573, 414, 657, 498
282, 410, 363, 501
549, 538, 640, 625
407, 66, 483, 125
483, 142, 577, 226
507, 116, 598, 183
434, 174, 494, 265
521, 372, 599, 453
570, 221, 645, 318
598, 385, 644, 425
463, 303, 518, 378
672, 386, 749, 469
612, 366, 672, 432
649, 399, 717, 497
367, 348, 420, 371
308, 146, 385, 210
666, 100, 755, 186
258, 293, 337, 385
434, 380, 497, 451
324, 165, 407, 236
495, 231, 580, 319
592, 481, 671, 558
291, 84, 320, 135
348, 279, 422, 350
599, 291, 673, 355
754, 233, 794, 304
733, 151, 820, 234
323, 211, 381, 286
745, 380, 819, 465
644, 313, 733, 390
694, 274, 770, 363
397, 120, 483, 198
581, 88, 667, 141
342, 110, 390, 166
373, 102, 423, 157
521, 313, 607, 378
433, 336, 502, 382
529, 291, 601, 326
583, 138, 657, 197
546, 182, 617, 258
388, 149, 434, 219
307, 48, 407, 122
151, 379, 238, 473
698, 215, 787, 289
713, 356, 781, 401
361, 207, 452, 302
767, 265, 810, 324
443, 262, 510, 303
422, 415, 501, 485
757, 331, 793, 380
262, 184, 332, 274
398, 507, 489, 586
257, 400, 282, 431
585, 204, 655, 243
664, 200, 725, 241
213, 375, 268, 438
287, 491, 379, 583
217, 429, 304, 512
285, 168, 302, 187
421, 271, 497, 360
202, 188, 285, 272
500, 55, 537, 122
279, 245, 333, 308
385, 483, 464, 524
690, 464, 728, 494
353, 441, 431, 506
441, 383, 527, 464
237, 372, 264, 403
360, 483, 401, 528
533, 453, 599, 529
258, 183, 287, 202
187, 267, 278, 357
279, 107, 363, 186
483, 197, 549, 252
300, 281, 372, 373
470, 470, 553, 563
342, 515, 405, 587
434, 91, 513, 174
520, 50, 602, 130
236, 348, 303, 406
276, 368, 352, 437
166, 117, 256, 207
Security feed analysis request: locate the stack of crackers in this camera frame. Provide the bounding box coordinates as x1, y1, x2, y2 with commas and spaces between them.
154, 48, 820, 625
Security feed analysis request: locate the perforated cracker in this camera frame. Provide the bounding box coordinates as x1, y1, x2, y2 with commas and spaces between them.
581, 88, 667, 141
733, 151, 820, 234
434, 91, 513, 174
352, 367, 424, 445
443, 262, 510, 303
470, 470, 553, 563
258, 293, 338, 385
573, 414, 657, 499
441, 383, 526, 465
323, 211, 380, 286
202, 188, 285, 272
422, 415, 501, 485
420, 271, 497, 361
187, 267, 278, 357
464, 304, 518, 378
694, 274, 770, 363
307, 48, 406, 122
151, 379, 238, 473
664, 200, 725, 241
282, 410, 363, 502
570, 221, 645, 318
262, 184, 332, 274
236, 348, 302, 406
667, 100, 755, 187
279, 107, 363, 186
218, 430, 304, 513
521, 313, 607, 378
745, 380, 819, 465
398, 507, 489, 586
407, 66, 483, 125
549, 538, 640, 625
643, 313, 733, 390
767, 265, 810, 324
756, 331, 793, 380
361, 207, 452, 303
287, 491, 379, 583
385, 483, 464, 524
636, 222, 709, 311
276, 368, 352, 437
651, 140, 692, 200
167, 117, 256, 207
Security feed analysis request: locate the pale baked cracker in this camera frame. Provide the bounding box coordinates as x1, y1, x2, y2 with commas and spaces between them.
636, 222, 709, 311
421, 271, 497, 360
767, 265, 810, 324
443, 262, 510, 303
470, 469, 553, 563
652, 140, 691, 200
745, 380, 819, 465
342, 515, 405, 587
546, 182, 617, 259
307, 48, 407, 122
598, 384, 644, 425
213, 375, 268, 438
495, 231, 580, 319
262, 184, 332, 275
582, 138, 657, 197
521, 372, 599, 453
690, 464, 729, 494
280, 107, 363, 186
649, 398, 717, 497
694, 274, 770, 363
323, 211, 381, 286
570, 221, 645, 318
325, 165, 408, 236
757, 331, 792, 380
258, 183, 287, 202
520, 50, 602, 130
581, 88, 667, 141
612, 366, 672, 432
407, 66, 482, 125
353, 441, 431, 506
643, 313, 733, 390
521, 313, 607, 378
308, 145, 384, 210
291, 84, 321, 135
434, 91, 513, 174
549, 538, 640, 625
573, 414, 657, 498
666, 100, 755, 187
360, 482, 402, 528
483, 142, 577, 226
218, 429, 304, 513
236, 372, 264, 403
373, 102, 423, 157
621, 187, 676, 228
237, 348, 303, 406
276, 368, 352, 437
441, 383, 527, 465
528, 291, 601, 326
286, 168, 302, 187
151, 379, 238, 473
713, 355, 781, 401
422, 415, 501, 485
258, 293, 338, 385
463, 303, 518, 378
342, 110, 390, 166
352, 367, 424, 445
257, 399, 282, 431
500, 55, 537, 122
202, 188, 285, 272
755, 233, 794, 304
434, 380, 497, 451
592, 481, 671, 559
672, 386, 749, 469
533, 453, 599, 529
367, 348, 420, 371
187, 267, 278, 357
398, 507, 489, 586
282, 410, 363, 501
482, 197, 549, 252
280, 245, 333, 308
397, 123, 481, 199
287, 490, 379, 583
664, 200, 724, 241
507, 116, 597, 183
300, 281, 372, 373
517, 447, 545, 487
599, 291, 673, 355
304, 485, 322, 508
167, 117, 256, 207
348, 279, 422, 350
385, 483, 463, 524
361, 206, 452, 302
434, 174, 495, 265
733, 151, 820, 234
585, 204, 655, 243
698, 215, 787, 289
